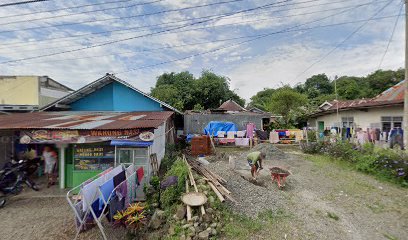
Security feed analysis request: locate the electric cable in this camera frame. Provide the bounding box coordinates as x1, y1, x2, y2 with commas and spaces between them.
0, 0, 381, 51
293, 0, 395, 81
0, 0, 50, 8
377, 2, 403, 69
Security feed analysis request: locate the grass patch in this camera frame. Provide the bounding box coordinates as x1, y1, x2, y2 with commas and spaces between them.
383, 233, 399, 240
222, 208, 292, 240
327, 212, 340, 221
367, 202, 386, 214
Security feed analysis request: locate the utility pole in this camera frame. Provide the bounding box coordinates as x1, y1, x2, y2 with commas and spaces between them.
404, 0, 408, 149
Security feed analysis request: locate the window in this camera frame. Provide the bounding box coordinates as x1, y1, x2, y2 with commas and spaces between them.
341, 117, 354, 128
381, 116, 403, 132
117, 147, 148, 166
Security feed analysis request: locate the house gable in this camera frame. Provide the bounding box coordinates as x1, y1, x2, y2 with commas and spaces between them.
69, 81, 163, 111
41, 74, 182, 113
70, 82, 114, 111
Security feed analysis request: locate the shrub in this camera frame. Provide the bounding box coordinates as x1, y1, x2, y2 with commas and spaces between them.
160, 158, 189, 209
301, 141, 408, 186
113, 203, 147, 230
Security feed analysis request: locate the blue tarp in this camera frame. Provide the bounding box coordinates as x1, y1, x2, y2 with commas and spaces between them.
203, 121, 238, 137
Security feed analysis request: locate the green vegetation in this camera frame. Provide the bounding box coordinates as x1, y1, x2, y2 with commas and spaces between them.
160, 158, 189, 210
222, 208, 293, 240
248, 69, 404, 127
151, 70, 244, 111
326, 212, 340, 221
301, 142, 408, 187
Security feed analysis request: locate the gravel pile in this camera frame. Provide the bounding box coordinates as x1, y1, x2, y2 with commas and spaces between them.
249, 143, 286, 159
207, 160, 287, 218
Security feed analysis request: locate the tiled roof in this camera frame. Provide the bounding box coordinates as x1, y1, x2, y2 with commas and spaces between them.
219, 100, 246, 112
0, 111, 173, 130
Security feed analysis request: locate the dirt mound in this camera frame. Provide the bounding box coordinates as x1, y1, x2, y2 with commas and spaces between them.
244, 143, 286, 160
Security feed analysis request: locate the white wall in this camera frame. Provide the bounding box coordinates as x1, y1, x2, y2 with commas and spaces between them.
310, 106, 403, 130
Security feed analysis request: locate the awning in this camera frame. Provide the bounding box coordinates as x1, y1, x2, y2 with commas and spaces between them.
110, 140, 153, 147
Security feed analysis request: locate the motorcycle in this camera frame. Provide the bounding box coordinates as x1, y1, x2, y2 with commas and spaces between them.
0, 157, 40, 208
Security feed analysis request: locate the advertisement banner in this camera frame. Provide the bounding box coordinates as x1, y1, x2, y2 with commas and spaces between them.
19, 129, 154, 144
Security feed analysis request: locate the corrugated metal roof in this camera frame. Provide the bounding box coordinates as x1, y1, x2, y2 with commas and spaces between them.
0, 111, 173, 130
373, 80, 404, 102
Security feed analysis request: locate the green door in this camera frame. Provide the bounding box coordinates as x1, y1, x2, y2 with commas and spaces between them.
318, 121, 324, 132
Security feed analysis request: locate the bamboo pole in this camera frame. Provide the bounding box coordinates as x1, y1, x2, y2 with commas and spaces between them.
208, 182, 225, 202
185, 178, 192, 221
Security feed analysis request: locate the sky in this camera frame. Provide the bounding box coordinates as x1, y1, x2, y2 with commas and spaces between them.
0, 0, 405, 102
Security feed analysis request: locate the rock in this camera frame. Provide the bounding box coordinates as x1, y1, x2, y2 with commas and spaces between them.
210, 223, 217, 228
148, 210, 165, 230
179, 235, 186, 240
211, 229, 217, 236
198, 230, 210, 240
181, 219, 186, 225
206, 227, 212, 232
175, 205, 187, 220
202, 214, 212, 223
206, 208, 214, 214
188, 226, 196, 236
168, 225, 175, 235
203, 191, 208, 195
191, 216, 199, 223
194, 222, 199, 227
182, 223, 192, 229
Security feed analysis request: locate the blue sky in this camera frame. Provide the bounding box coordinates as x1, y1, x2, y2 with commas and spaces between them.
0, 0, 405, 101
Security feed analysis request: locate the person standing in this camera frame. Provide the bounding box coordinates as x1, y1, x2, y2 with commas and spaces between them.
42, 146, 57, 187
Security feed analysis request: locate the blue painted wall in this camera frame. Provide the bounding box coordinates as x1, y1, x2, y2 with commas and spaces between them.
112, 82, 163, 111
70, 81, 164, 111
70, 83, 114, 111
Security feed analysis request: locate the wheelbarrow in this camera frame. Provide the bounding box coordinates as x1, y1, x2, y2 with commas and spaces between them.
269, 167, 291, 189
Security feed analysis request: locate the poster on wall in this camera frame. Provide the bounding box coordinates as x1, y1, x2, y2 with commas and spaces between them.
19, 129, 154, 144
73, 144, 115, 171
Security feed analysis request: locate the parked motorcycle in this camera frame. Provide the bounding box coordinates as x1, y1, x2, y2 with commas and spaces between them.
0, 157, 40, 208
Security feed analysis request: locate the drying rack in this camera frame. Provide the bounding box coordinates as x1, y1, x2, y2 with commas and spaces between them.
66, 164, 139, 240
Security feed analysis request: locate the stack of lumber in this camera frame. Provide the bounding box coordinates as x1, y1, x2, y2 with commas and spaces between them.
184, 156, 235, 203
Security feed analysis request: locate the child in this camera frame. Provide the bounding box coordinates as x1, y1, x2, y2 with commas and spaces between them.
42, 146, 57, 187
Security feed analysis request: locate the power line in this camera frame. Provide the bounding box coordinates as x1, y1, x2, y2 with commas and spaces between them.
293, 0, 395, 81
377, 2, 403, 69
0, 0, 50, 8
0, 0, 298, 64
0, 0, 134, 19
0, 0, 378, 51
0, 0, 249, 32
114, 1, 377, 74
0, 0, 164, 26
13, 14, 400, 66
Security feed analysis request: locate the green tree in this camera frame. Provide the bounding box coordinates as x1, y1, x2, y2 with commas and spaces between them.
248, 88, 275, 110
266, 86, 308, 127
150, 70, 244, 111
365, 69, 404, 97
304, 73, 333, 96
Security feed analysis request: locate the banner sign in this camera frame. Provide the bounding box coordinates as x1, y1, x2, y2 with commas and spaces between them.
20, 128, 154, 144
73, 144, 115, 171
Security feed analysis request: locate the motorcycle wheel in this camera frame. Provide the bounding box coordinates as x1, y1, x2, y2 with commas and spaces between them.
32, 184, 40, 191
0, 196, 6, 208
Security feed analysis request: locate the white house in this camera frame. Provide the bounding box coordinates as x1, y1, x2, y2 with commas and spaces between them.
308, 81, 404, 133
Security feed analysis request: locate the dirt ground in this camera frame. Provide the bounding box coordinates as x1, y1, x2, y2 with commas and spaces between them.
0, 177, 126, 240
1, 145, 407, 240
209, 145, 408, 240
